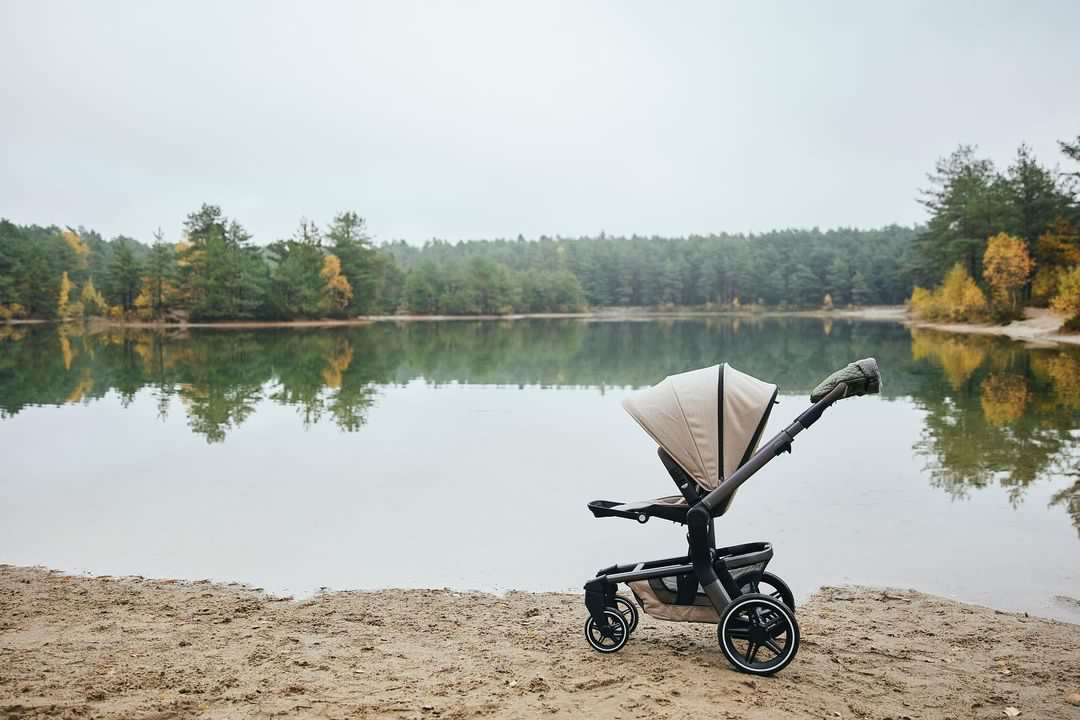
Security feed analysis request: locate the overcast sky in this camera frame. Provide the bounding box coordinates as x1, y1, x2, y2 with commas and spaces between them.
2, 1, 1078, 245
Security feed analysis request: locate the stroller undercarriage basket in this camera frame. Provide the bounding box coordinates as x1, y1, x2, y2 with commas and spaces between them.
626, 543, 773, 624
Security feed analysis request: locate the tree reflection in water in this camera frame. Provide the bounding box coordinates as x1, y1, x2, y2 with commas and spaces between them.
1, 319, 1077, 534
909, 329, 1080, 535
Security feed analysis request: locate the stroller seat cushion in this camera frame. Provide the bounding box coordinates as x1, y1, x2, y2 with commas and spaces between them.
611, 495, 687, 512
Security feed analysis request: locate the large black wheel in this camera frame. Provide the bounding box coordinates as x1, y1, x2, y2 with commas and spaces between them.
718, 593, 800, 675
584, 609, 629, 653
610, 595, 639, 635
735, 570, 795, 610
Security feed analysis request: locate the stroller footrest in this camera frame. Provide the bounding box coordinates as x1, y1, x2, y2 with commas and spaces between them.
587, 498, 689, 524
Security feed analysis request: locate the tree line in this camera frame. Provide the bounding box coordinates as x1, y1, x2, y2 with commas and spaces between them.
384, 225, 916, 311
0, 208, 918, 322
0, 206, 403, 322
0, 132, 1076, 322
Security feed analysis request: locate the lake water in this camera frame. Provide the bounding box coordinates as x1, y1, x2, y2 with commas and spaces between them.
1, 318, 1078, 621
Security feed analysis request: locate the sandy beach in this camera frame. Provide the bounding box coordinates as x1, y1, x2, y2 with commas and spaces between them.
907, 307, 1080, 347
2, 566, 1078, 719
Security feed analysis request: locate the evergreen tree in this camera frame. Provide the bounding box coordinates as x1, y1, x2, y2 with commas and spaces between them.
1005, 145, 1070, 272
917, 145, 1010, 282
144, 229, 176, 318
403, 261, 442, 314
826, 257, 851, 305
108, 239, 143, 311
326, 211, 377, 314
268, 221, 325, 318
788, 264, 821, 306
851, 270, 873, 305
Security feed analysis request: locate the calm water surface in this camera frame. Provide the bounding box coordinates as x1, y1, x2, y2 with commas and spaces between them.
1, 319, 1077, 620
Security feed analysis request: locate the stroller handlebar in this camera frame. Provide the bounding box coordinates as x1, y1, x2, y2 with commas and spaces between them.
809, 357, 881, 403
698, 358, 882, 515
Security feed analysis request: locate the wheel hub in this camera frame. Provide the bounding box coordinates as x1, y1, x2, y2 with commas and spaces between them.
749, 626, 771, 645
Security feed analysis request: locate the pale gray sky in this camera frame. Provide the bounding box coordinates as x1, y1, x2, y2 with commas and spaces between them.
2, 1, 1078, 245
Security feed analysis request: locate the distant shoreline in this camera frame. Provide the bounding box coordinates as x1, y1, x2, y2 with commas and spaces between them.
5, 305, 1079, 346
3, 305, 909, 328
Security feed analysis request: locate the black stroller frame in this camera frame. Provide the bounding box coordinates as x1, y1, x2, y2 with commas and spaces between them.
583, 358, 881, 675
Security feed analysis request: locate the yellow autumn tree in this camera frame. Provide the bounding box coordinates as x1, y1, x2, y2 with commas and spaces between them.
910, 263, 989, 322
57, 272, 76, 319
62, 228, 89, 268
1051, 265, 1080, 330
0, 303, 27, 321
80, 279, 108, 317
1032, 220, 1080, 305
321, 254, 353, 313
982, 232, 1033, 318
133, 282, 155, 320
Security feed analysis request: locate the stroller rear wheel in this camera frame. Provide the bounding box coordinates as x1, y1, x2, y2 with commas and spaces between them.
718, 593, 799, 675
584, 609, 629, 653
735, 570, 795, 610
610, 595, 639, 634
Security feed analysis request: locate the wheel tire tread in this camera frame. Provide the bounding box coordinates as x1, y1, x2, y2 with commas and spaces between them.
718, 593, 800, 676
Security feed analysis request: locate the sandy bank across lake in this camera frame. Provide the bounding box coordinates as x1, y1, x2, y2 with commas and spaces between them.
908, 307, 1080, 347
2, 566, 1078, 719
907, 306, 1075, 347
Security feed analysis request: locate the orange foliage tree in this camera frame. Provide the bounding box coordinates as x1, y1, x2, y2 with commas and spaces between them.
981, 232, 1033, 318
321, 254, 353, 313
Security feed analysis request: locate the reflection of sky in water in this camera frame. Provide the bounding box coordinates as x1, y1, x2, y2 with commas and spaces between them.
2, 380, 1077, 622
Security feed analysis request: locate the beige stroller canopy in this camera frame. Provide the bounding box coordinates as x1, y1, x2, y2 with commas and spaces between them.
622, 364, 778, 491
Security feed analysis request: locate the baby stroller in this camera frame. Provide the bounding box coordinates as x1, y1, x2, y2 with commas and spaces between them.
583, 358, 881, 675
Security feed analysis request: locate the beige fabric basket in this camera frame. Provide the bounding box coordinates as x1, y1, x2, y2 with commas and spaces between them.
627, 577, 722, 624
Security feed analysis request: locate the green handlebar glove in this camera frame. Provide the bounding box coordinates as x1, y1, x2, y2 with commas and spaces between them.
810, 358, 881, 403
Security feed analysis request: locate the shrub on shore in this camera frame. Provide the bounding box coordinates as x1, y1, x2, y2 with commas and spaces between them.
1051, 265, 1080, 331
909, 263, 989, 322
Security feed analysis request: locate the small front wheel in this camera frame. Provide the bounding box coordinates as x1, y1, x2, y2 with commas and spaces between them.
584, 609, 629, 653
718, 593, 799, 675
610, 595, 639, 635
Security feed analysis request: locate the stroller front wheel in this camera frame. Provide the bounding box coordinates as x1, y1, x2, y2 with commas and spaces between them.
718, 593, 800, 675
584, 609, 629, 653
